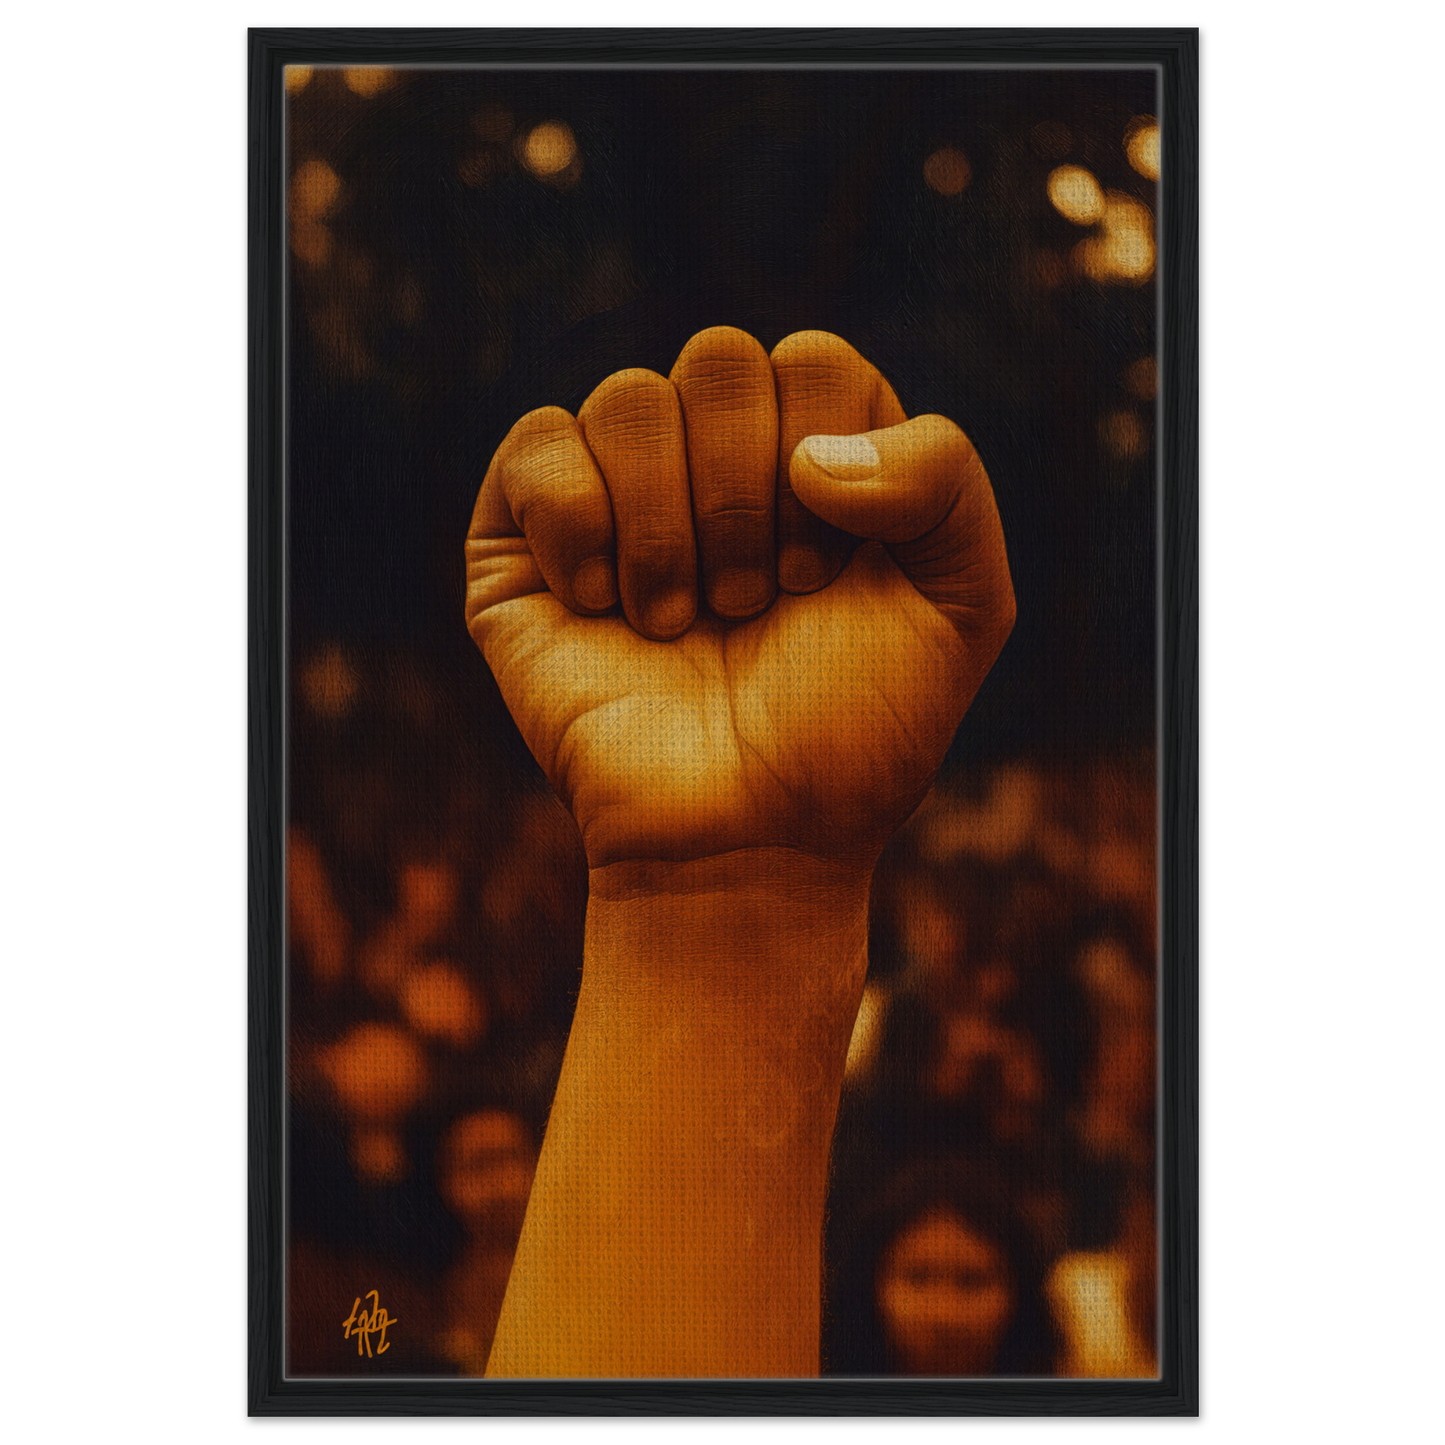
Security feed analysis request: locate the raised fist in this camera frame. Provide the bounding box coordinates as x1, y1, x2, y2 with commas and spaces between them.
465, 326, 1015, 874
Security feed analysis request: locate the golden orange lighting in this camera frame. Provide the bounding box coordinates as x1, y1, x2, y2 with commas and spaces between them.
401, 961, 487, 1048
1125, 115, 1161, 180
298, 644, 358, 719
916, 764, 1041, 865
844, 984, 886, 1079
344, 67, 394, 98
359, 931, 407, 999
1047, 1251, 1156, 1378
1123, 356, 1157, 401
288, 829, 350, 986
522, 121, 577, 177
438, 1110, 536, 1226
1103, 192, 1155, 279
284, 65, 313, 95
1100, 410, 1148, 460
291, 158, 341, 221
443, 1108, 531, 1163
1047, 164, 1105, 225
352, 1127, 408, 1184
923, 147, 972, 197
399, 861, 459, 943
290, 219, 332, 268
321, 1023, 427, 1123
1074, 192, 1156, 284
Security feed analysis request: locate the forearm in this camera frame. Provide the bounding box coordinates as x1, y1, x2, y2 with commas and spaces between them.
485, 848, 871, 1378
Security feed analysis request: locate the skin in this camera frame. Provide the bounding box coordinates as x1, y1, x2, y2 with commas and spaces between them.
875, 1207, 1017, 1377
465, 327, 1015, 1377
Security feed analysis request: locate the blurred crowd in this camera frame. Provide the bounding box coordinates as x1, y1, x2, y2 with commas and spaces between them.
285, 641, 1158, 1378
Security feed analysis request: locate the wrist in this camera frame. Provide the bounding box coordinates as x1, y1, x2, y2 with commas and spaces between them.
577, 846, 872, 1157
584, 847, 872, 1007
486, 847, 873, 1377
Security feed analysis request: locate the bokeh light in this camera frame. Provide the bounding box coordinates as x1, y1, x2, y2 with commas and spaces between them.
1099, 410, 1148, 460
351, 1127, 408, 1185
1047, 165, 1104, 225
914, 763, 1042, 865
1074, 192, 1155, 284
924, 147, 972, 197
401, 961, 487, 1048
398, 861, 459, 945
522, 121, 577, 178
344, 67, 394, 99
290, 159, 341, 222
297, 645, 358, 720
290, 221, 332, 269
1123, 356, 1157, 402
321, 1023, 428, 1123
438, 1110, 536, 1228
1124, 116, 1160, 180
284, 66, 313, 96
1047, 1250, 1154, 1377
288, 829, 350, 986
1101, 193, 1155, 280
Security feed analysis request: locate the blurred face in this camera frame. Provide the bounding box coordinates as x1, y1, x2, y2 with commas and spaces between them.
875, 1205, 1016, 1376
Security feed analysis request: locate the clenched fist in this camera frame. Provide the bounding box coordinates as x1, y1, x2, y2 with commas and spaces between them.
467, 327, 1015, 1376
465, 327, 1015, 873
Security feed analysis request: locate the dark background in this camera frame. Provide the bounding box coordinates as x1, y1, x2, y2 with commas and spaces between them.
283, 65, 1160, 1379
289, 66, 1157, 757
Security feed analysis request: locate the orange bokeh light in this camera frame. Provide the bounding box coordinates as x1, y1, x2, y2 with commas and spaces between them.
522, 122, 577, 177
344, 67, 394, 99
400, 961, 487, 1048
321, 1023, 427, 1123
1125, 116, 1160, 180
924, 147, 972, 197
291, 159, 341, 221
1047, 165, 1105, 226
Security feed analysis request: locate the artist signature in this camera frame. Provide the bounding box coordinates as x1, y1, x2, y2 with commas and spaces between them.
342, 1289, 398, 1357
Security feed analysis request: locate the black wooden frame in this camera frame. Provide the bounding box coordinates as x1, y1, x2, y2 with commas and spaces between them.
249, 26, 1197, 1415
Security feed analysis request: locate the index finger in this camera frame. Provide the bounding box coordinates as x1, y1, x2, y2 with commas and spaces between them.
465, 406, 619, 645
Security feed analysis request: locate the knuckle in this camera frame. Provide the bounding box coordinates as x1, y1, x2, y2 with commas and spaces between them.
676, 360, 772, 404
619, 532, 691, 578
696, 501, 772, 529
520, 487, 613, 552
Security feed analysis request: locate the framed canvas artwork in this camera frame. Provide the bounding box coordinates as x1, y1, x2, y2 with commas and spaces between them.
249, 26, 1198, 1414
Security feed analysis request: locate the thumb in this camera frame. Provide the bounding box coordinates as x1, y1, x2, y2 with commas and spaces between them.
789, 414, 1016, 647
